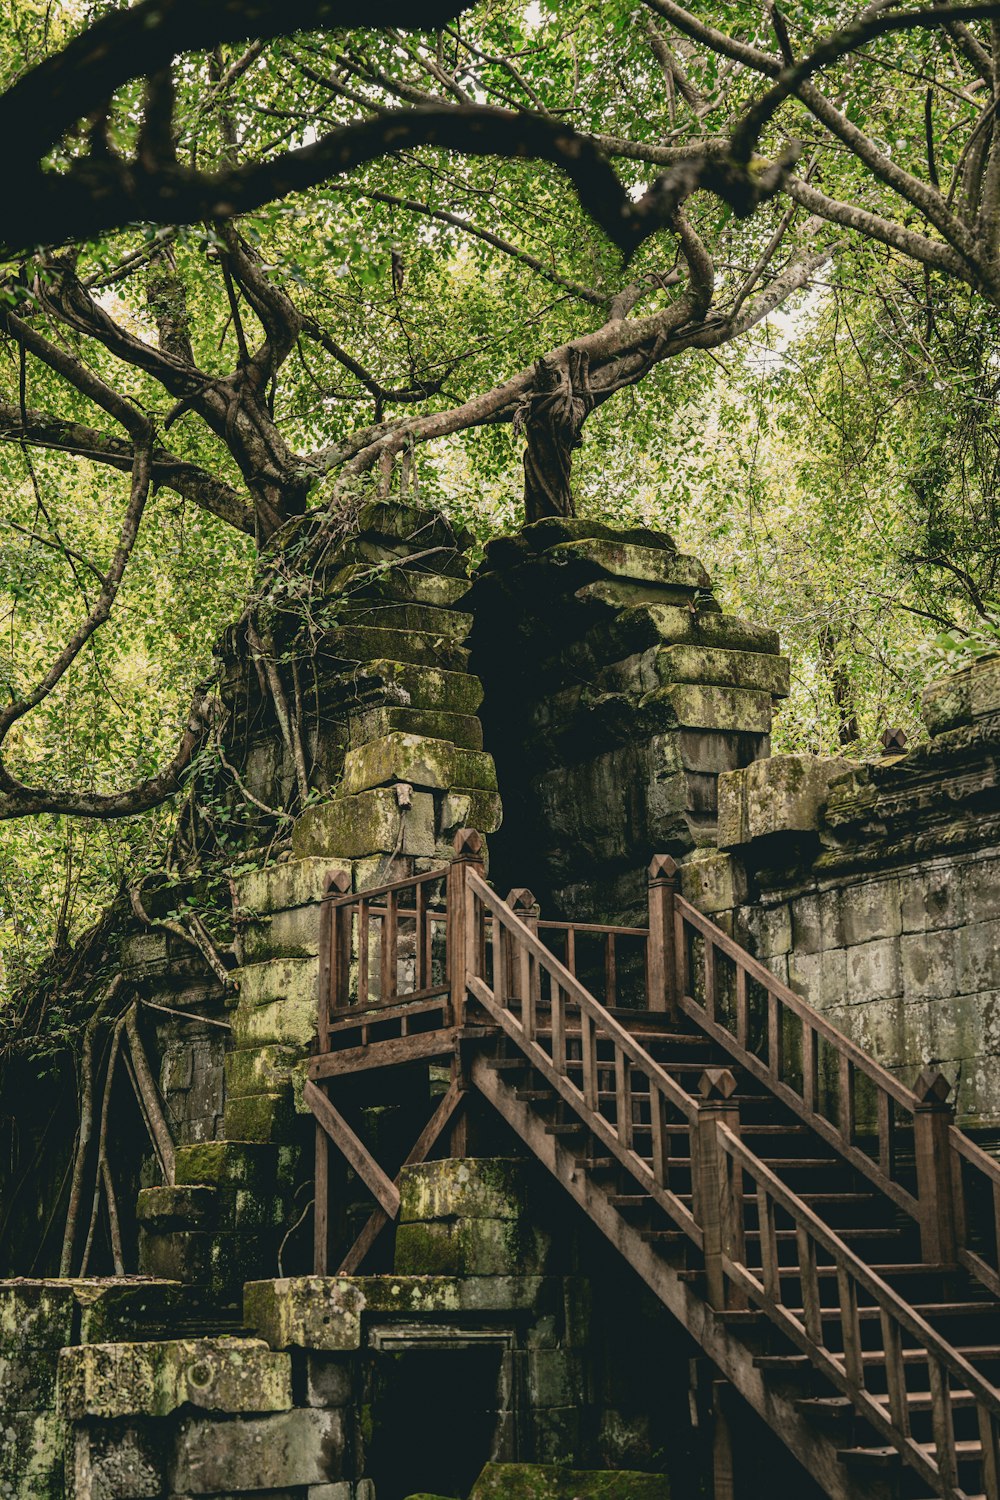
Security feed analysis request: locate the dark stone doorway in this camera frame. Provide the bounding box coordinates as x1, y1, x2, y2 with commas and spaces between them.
363, 1330, 513, 1500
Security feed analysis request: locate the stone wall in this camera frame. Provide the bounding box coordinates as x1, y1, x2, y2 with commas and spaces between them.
470, 518, 789, 921
692, 653, 1000, 1128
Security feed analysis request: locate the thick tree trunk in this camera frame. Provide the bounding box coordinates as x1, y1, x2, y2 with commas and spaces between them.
521, 350, 594, 524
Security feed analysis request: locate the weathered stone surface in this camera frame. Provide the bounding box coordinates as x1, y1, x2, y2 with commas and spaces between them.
548, 538, 709, 590
0, 1409, 63, 1492
394, 1218, 552, 1277
234, 955, 319, 1009
718, 754, 852, 848
231, 995, 316, 1048
341, 733, 497, 797
331, 659, 484, 715
467, 1463, 670, 1498
171, 1407, 344, 1492
245, 1275, 565, 1350
175, 1142, 277, 1191
291, 787, 438, 860
921, 652, 1000, 735
224, 1090, 296, 1144
348, 705, 483, 749
224, 1045, 300, 1099
304, 1355, 355, 1409
57, 1338, 291, 1420
68, 1418, 161, 1500
644, 642, 790, 696
438, 789, 503, 838
398, 1158, 530, 1223
235, 860, 351, 920
680, 851, 747, 914
243, 1278, 367, 1352
136, 1186, 218, 1227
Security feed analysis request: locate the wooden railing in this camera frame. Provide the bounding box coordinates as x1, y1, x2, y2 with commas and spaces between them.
717, 1124, 1000, 1500
464, 868, 702, 1245
461, 869, 1000, 1500
316, 865, 451, 1051
668, 884, 962, 1259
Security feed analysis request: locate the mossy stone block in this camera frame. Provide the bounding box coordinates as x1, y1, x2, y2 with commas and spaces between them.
235, 859, 352, 919
292, 787, 437, 859
399, 1158, 530, 1223
136, 1185, 218, 1227
0, 1349, 58, 1409
56, 1337, 291, 1420
679, 852, 747, 915
328, 561, 470, 607
138, 1228, 267, 1291
0, 1409, 64, 1490
327, 658, 484, 715
175, 1141, 277, 1190
649, 683, 773, 733
394, 1218, 551, 1277
355, 498, 464, 550
225, 1045, 301, 1098
319, 624, 469, 674
231, 995, 317, 1048
549, 538, 709, 591
469, 1463, 671, 1499
647, 643, 789, 697
342, 732, 497, 796
235, 955, 320, 1008
717, 754, 853, 848
348, 705, 483, 751
338, 600, 472, 640
440, 788, 503, 838
172, 1406, 344, 1492
225, 1090, 296, 1144
922, 652, 1000, 735
244, 1278, 367, 1351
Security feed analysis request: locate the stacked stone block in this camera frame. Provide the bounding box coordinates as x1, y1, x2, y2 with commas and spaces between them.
470, 518, 788, 919
138, 501, 501, 1298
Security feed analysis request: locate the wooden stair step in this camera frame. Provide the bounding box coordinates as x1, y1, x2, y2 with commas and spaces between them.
757, 1344, 1000, 1370
783, 1301, 1000, 1322
837, 1448, 901, 1471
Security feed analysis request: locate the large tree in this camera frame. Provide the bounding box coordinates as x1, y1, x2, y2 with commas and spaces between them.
0, 0, 999, 844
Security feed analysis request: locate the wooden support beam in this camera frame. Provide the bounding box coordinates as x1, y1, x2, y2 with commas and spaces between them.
337, 1080, 467, 1275
304, 1079, 400, 1219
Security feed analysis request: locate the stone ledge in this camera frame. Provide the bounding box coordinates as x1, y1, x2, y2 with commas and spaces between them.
717, 754, 853, 848
57, 1337, 291, 1420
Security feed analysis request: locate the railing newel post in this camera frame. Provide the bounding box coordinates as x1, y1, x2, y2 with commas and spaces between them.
647, 854, 679, 1018
694, 1067, 744, 1310
447, 829, 485, 1029
913, 1066, 959, 1266
507, 888, 540, 1036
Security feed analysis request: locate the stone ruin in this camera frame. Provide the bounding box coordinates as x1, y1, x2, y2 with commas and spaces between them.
0, 500, 996, 1500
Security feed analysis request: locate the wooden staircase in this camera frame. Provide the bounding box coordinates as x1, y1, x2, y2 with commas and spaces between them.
308, 834, 1000, 1500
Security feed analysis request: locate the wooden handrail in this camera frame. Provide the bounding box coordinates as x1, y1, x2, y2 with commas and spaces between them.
468, 872, 697, 1122
464, 873, 1000, 1499
677, 894, 917, 1111
673, 892, 925, 1228
718, 1124, 1000, 1500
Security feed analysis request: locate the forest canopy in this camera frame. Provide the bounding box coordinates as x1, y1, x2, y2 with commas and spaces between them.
0, 0, 998, 990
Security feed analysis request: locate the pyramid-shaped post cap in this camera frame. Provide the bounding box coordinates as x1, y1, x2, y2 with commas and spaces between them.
507, 887, 538, 912
699, 1067, 738, 1101
649, 853, 678, 882
327, 869, 352, 895
915, 1066, 953, 1106
453, 828, 484, 857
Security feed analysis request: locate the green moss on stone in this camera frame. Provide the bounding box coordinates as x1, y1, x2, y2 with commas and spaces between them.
469, 1463, 670, 1499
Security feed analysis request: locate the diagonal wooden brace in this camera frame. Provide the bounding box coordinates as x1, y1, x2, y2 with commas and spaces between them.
337, 1078, 467, 1275
304, 1078, 400, 1219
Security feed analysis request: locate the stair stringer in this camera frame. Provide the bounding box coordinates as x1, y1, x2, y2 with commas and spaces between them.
471, 1053, 884, 1500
